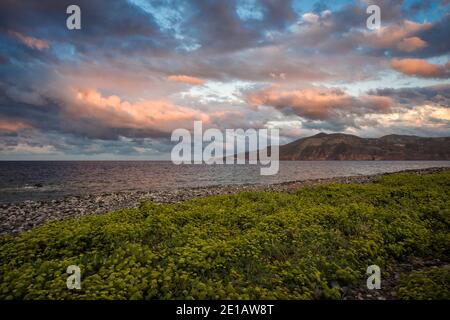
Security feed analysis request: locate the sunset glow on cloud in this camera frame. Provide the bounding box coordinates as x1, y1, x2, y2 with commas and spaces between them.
0, 0, 449, 159
0, 120, 31, 133
168, 75, 205, 86
72, 89, 210, 133
391, 58, 450, 78
246, 86, 394, 120
8, 30, 50, 51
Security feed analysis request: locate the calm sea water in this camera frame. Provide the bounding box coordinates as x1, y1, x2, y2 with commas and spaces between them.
0, 161, 449, 203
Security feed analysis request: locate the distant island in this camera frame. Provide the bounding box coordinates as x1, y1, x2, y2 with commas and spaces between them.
277, 133, 450, 161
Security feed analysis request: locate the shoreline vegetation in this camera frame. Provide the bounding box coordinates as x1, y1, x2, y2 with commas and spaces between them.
0, 168, 449, 300
1, 167, 449, 235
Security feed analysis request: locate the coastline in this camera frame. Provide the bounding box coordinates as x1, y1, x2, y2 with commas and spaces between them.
1, 168, 449, 300
1, 166, 449, 235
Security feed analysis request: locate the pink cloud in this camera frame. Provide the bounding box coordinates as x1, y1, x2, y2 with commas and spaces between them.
168, 75, 205, 85
67, 89, 210, 133
9, 30, 50, 50
391, 58, 450, 78
246, 86, 394, 120
0, 119, 31, 132
396, 37, 427, 52
363, 20, 430, 52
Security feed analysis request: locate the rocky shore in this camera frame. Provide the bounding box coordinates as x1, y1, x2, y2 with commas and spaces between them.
1, 166, 449, 235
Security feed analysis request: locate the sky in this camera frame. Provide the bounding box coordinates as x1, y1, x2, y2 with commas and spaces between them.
0, 0, 449, 160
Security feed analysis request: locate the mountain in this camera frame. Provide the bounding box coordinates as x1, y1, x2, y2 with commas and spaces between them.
278, 133, 450, 160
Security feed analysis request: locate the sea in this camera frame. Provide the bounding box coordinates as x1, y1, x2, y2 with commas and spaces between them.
0, 161, 449, 203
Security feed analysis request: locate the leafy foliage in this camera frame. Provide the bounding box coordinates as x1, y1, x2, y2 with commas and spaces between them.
0, 171, 449, 299
396, 266, 450, 300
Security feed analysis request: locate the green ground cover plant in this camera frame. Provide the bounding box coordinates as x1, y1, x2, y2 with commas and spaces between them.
396, 265, 450, 300
0, 171, 449, 299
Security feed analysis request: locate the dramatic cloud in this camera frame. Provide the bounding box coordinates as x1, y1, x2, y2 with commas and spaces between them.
0, 0, 176, 57
246, 86, 394, 120
0, 119, 31, 132
1, 142, 59, 155
168, 75, 205, 85
391, 59, 450, 78
369, 84, 450, 107
396, 37, 427, 52
363, 20, 431, 52
8, 31, 50, 51
357, 105, 450, 137
179, 0, 296, 52
70, 89, 209, 131
0, 0, 449, 159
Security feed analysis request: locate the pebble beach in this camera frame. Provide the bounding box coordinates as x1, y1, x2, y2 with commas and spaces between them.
1, 166, 449, 236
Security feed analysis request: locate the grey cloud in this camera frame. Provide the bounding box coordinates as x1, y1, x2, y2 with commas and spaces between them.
415, 14, 450, 58
368, 84, 450, 107
0, 0, 177, 58
179, 0, 296, 53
